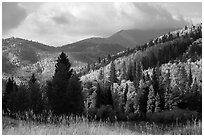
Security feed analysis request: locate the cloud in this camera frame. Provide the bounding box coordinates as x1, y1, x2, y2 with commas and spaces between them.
2, 2, 28, 34
130, 3, 191, 29
2, 2, 201, 47
52, 14, 70, 25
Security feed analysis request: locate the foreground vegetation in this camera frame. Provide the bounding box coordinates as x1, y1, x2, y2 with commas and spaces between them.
3, 116, 202, 135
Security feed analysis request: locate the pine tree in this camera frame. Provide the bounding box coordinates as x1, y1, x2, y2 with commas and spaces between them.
86, 64, 90, 73
135, 83, 149, 116
95, 83, 102, 108
151, 65, 165, 111
132, 60, 136, 79
108, 61, 118, 85
133, 61, 143, 91
164, 69, 172, 110
89, 90, 97, 108
120, 61, 127, 81
175, 64, 188, 94
127, 62, 133, 81
147, 85, 156, 113
98, 57, 101, 64
98, 68, 104, 80
29, 73, 37, 84
15, 85, 29, 113
121, 84, 128, 112
3, 77, 16, 113
125, 101, 134, 114
151, 67, 159, 94
28, 73, 43, 114
48, 52, 84, 115
155, 93, 161, 112
66, 75, 84, 114
190, 78, 202, 112
107, 54, 111, 61
106, 86, 113, 107
188, 63, 193, 88
54, 52, 73, 80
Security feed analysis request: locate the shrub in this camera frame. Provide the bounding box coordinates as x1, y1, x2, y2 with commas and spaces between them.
146, 108, 198, 124
114, 110, 127, 121
96, 105, 112, 121
87, 108, 98, 120
127, 113, 140, 121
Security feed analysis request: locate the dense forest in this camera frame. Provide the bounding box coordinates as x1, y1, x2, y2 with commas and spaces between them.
2, 24, 202, 124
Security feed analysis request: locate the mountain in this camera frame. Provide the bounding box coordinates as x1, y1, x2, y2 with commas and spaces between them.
105, 28, 177, 48
2, 37, 126, 83
76, 28, 177, 48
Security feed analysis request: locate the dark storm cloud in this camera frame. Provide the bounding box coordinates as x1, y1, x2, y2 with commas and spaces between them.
2, 2, 28, 34
132, 3, 190, 29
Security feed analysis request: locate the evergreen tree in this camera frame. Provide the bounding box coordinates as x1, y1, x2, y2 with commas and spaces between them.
3, 77, 13, 112
136, 87, 149, 116
151, 65, 165, 111
95, 83, 102, 108
120, 61, 127, 81
14, 85, 29, 113
54, 52, 73, 80
3, 77, 18, 113
108, 61, 118, 85
133, 61, 143, 91
29, 73, 37, 84
132, 60, 136, 79
66, 75, 84, 114
151, 67, 159, 94
89, 90, 97, 108
121, 84, 128, 112
86, 64, 90, 73
48, 52, 84, 115
107, 54, 111, 61
147, 85, 156, 113
176, 64, 188, 94
190, 78, 202, 112
163, 69, 173, 110
155, 93, 161, 112
125, 101, 134, 114
107, 86, 113, 107
28, 73, 43, 114
188, 63, 193, 88
98, 57, 101, 64
98, 68, 104, 80
127, 62, 134, 81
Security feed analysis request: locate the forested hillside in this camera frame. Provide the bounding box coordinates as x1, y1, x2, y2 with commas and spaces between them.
2, 23, 202, 126
80, 23, 202, 121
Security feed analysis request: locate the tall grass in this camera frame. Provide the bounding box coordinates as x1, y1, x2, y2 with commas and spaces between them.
2, 116, 202, 135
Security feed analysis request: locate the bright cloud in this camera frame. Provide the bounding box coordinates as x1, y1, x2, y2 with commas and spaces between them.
2, 2, 202, 47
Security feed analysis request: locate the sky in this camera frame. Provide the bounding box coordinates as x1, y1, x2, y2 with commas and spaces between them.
2, 2, 202, 47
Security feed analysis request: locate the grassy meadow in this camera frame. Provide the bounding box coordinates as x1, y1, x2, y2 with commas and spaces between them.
2, 116, 202, 135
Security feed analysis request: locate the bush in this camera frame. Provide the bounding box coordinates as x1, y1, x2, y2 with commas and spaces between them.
87, 108, 98, 120
127, 113, 140, 121
96, 105, 112, 121
87, 105, 127, 122
146, 108, 198, 124
111, 110, 127, 121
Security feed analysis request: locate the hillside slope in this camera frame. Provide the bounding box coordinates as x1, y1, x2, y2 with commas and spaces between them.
81, 24, 202, 83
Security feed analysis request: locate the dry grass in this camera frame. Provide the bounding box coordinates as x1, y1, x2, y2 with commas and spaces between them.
2, 116, 202, 135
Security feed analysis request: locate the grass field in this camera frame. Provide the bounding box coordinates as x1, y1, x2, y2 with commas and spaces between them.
2, 116, 202, 135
